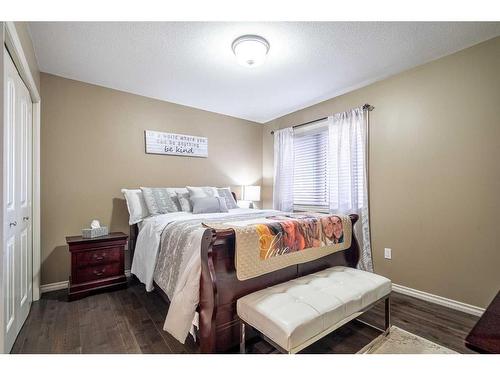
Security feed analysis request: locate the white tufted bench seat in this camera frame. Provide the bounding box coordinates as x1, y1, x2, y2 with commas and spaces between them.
237, 266, 392, 353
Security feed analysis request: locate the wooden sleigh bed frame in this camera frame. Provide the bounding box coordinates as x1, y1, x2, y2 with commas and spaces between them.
128, 193, 360, 353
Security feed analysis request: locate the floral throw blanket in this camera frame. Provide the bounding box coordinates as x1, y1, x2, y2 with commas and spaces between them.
256, 213, 347, 259
207, 212, 352, 280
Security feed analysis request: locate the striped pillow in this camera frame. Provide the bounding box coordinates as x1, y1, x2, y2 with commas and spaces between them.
217, 187, 238, 209
140, 187, 179, 215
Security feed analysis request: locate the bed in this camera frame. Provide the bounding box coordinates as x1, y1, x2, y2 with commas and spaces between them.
128, 192, 360, 353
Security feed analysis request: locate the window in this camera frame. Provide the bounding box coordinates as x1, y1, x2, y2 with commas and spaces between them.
293, 121, 329, 211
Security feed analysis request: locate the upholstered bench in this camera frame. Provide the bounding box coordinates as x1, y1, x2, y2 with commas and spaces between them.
237, 266, 392, 354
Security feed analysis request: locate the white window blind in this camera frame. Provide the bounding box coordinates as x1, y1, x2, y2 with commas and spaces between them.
293, 122, 329, 211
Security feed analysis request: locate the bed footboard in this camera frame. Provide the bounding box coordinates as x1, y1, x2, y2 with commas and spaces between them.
198, 214, 360, 353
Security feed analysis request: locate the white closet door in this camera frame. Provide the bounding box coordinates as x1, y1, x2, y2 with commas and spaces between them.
18, 67, 33, 329
3, 48, 33, 353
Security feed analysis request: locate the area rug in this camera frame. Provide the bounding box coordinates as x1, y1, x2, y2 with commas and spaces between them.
357, 326, 457, 354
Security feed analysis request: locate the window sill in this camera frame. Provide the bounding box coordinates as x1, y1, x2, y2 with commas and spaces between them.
293, 205, 329, 214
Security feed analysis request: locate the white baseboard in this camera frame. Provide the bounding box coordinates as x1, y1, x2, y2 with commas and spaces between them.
38, 273, 484, 317
40, 270, 132, 294
392, 283, 485, 317
40, 280, 68, 294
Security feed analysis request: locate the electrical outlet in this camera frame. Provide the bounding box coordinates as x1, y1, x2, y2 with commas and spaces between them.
384, 248, 392, 260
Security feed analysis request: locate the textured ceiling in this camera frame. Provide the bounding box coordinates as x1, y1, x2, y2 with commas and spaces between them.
29, 22, 500, 123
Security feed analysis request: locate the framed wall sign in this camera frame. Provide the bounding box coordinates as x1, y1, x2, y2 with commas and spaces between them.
144, 130, 208, 158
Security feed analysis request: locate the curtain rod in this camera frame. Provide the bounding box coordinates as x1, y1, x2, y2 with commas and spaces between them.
270, 103, 374, 135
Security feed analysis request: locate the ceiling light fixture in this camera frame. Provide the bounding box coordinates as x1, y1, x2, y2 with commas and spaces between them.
231, 35, 270, 68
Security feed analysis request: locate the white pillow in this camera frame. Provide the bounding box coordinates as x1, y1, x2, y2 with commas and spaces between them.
121, 189, 150, 225
186, 186, 220, 200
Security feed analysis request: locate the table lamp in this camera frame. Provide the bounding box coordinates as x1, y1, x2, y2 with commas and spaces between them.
241, 185, 261, 209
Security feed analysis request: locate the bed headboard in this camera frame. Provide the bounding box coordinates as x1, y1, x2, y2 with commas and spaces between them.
128, 191, 238, 263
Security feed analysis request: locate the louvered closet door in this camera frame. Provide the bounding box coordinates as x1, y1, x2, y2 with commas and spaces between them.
3, 48, 33, 353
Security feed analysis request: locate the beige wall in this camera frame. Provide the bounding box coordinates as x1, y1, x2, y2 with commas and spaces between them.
263, 37, 500, 308
40, 73, 263, 284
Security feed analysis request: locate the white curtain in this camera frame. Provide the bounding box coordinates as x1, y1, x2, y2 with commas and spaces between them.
328, 107, 373, 271
273, 127, 294, 212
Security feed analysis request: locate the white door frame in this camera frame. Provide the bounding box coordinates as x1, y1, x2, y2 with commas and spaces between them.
1, 21, 41, 353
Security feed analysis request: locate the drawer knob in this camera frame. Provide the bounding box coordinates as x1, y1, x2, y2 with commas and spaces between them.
93, 269, 105, 276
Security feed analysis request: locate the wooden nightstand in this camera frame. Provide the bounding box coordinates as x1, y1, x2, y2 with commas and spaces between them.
66, 232, 128, 301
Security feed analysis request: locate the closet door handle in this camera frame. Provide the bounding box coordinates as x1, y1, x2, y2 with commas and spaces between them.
23, 216, 30, 221
9, 221, 17, 227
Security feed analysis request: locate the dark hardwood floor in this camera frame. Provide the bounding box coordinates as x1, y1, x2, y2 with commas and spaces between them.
11, 278, 479, 354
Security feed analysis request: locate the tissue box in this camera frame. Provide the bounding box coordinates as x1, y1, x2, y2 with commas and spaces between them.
82, 226, 109, 239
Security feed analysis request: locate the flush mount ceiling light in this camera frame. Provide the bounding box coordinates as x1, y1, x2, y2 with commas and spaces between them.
231, 35, 270, 67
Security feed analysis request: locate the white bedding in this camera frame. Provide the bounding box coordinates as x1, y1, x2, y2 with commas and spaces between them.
131, 208, 275, 292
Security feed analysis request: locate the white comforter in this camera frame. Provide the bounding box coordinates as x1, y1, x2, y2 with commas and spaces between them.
130, 208, 279, 342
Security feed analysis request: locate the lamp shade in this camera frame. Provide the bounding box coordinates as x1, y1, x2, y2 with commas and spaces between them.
242, 185, 261, 201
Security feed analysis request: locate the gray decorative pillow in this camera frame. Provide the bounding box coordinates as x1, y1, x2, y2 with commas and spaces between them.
140, 187, 179, 215
192, 197, 228, 214
217, 187, 238, 209
176, 191, 192, 212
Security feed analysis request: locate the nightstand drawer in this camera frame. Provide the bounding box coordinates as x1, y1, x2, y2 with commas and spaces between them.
75, 262, 121, 283
76, 247, 121, 268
